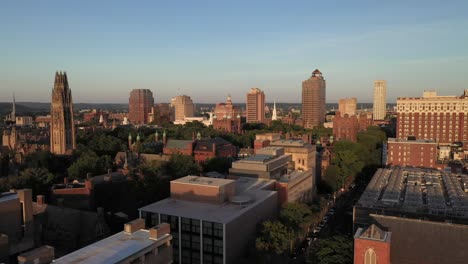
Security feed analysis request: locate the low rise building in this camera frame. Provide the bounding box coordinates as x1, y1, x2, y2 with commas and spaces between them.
53, 220, 172, 264
139, 176, 277, 264
229, 147, 292, 179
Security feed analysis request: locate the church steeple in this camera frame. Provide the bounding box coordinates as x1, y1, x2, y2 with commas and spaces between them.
12, 93, 16, 121
272, 100, 277, 121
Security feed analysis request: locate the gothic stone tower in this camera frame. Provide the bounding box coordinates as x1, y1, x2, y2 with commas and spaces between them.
50, 71, 76, 155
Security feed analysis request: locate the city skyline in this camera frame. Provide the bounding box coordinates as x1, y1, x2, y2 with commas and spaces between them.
2, 1, 468, 103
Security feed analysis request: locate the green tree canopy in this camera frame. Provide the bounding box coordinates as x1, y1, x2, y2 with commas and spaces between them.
9, 167, 55, 197
255, 220, 290, 255
306, 236, 353, 264
68, 150, 112, 179
165, 153, 199, 179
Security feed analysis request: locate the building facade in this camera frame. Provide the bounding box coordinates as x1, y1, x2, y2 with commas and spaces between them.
139, 176, 278, 264
302, 69, 326, 129
373, 80, 387, 121
387, 138, 438, 168
171, 95, 195, 122
338, 97, 357, 117
246, 88, 265, 123
50, 71, 76, 155
396, 90, 468, 144
129, 89, 154, 124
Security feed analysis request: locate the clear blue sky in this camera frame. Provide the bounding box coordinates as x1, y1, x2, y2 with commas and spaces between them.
1, 0, 468, 104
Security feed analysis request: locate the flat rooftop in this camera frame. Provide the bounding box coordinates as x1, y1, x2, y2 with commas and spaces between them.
271, 139, 311, 147
357, 167, 468, 219
279, 170, 310, 183
239, 154, 276, 163
140, 178, 276, 224
0, 192, 18, 203
53, 230, 170, 264
173, 175, 234, 187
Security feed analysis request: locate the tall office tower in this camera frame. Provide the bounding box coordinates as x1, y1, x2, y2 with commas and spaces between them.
396, 89, 468, 144
50, 71, 76, 155
373, 80, 387, 120
338, 97, 357, 117
171, 95, 195, 121
128, 89, 154, 124
246, 88, 265, 123
302, 69, 326, 129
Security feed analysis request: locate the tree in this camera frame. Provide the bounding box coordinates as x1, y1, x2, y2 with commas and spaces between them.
203, 157, 232, 174
255, 220, 290, 255
279, 203, 313, 253
306, 236, 353, 264
164, 153, 199, 179
9, 168, 55, 196
68, 151, 112, 179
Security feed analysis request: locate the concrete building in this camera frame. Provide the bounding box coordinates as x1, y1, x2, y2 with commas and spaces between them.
354, 166, 468, 264
396, 89, 468, 144
246, 88, 265, 123
275, 170, 314, 204
229, 147, 292, 179
54, 220, 172, 264
139, 176, 278, 264
171, 95, 195, 122
373, 80, 387, 121
302, 69, 326, 129
338, 97, 357, 117
387, 138, 438, 168
268, 139, 316, 172
50, 71, 76, 155
17, 245, 55, 264
129, 89, 154, 124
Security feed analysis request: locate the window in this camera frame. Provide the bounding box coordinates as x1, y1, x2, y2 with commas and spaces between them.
214, 239, 223, 255
203, 221, 213, 236
214, 223, 223, 238
182, 217, 191, 232
364, 248, 376, 264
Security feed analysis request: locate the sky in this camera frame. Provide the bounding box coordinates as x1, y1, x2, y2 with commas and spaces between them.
1, 0, 468, 104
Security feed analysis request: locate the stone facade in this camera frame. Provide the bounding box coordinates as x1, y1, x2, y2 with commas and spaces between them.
50, 72, 76, 155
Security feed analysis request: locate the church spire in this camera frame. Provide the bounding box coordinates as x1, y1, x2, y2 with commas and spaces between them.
11, 93, 16, 121
272, 100, 277, 121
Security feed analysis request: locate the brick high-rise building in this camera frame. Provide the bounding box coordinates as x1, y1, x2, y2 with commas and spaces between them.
246, 88, 265, 123
373, 80, 387, 120
396, 90, 468, 144
128, 89, 154, 124
302, 69, 326, 129
171, 95, 194, 122
338, 97, 357, 117
50, 71, 76, 155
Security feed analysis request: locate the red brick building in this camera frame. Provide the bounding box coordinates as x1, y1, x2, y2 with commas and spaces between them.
213, 96, 242, 133
387, 138, 438, 168
354, 225, 391, 264
193, 137, 237, 163
246, 88, 265, 123
128, 89, 154, 124
396, 90, 468, 144
163, 139, 194, 156
333, 112, 359, 142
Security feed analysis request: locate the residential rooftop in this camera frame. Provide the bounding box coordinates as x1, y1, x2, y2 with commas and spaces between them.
0, 192, 18, 203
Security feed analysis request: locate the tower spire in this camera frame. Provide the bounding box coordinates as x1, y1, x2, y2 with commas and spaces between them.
12, 93, 16, 121
272, 100, 277, 121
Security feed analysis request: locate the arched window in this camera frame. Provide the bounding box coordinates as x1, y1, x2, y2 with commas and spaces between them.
364, 248, 376, 264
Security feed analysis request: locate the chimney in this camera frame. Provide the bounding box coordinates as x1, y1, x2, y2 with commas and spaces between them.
149, 223, 170, 240
124, 218, 145, 234
86, 173, 92, 180
17, 189, 33, 223
63, 177, 69, 185
36, 195, 45, 205
85, 179, 93, 190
